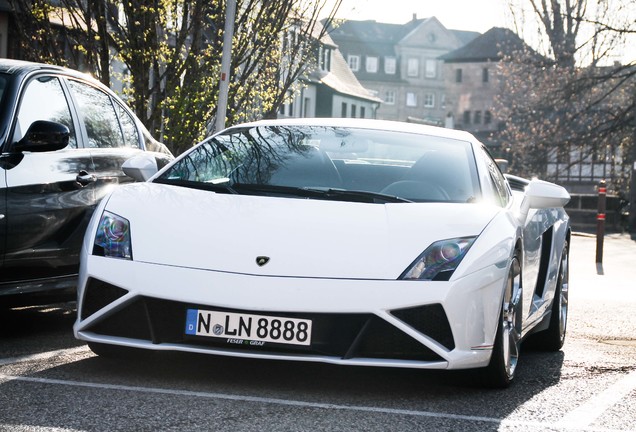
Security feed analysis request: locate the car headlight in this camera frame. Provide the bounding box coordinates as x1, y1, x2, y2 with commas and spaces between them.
92, 211, 132, 260
400, 237, 476, 281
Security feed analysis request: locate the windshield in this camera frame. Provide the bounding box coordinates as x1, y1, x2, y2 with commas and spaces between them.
156, 125, 480, 203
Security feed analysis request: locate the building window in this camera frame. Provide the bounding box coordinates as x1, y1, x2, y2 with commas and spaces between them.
384, 57, 396, 74
366, 56, 378, 73
360, 106, 366, 118
348, 55, 360, 72
406, 92, 417, 107
482, 67, 489, 83
463, 110, 470, 124
384, 90, 396, 105
474, 110, 482, 124
425, 59, 436, 78
303, 97, 310, 117
484, 110, 492, 124
424, 93, 435, 108
456, 68, 463, 83
319, 47, 331, 71
351, 104, 357, 118
407, 58, 419, 77
341, 102, 347, 117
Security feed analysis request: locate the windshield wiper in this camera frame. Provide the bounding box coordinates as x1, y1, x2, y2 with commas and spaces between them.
304, 187, 412, 203
154, 179, 411, 203
153, 177, 238, 194
233, 183, 411, 203
232, 183, 318, 197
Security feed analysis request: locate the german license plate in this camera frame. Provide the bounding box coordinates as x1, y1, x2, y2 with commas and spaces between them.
185, 309, 312, 346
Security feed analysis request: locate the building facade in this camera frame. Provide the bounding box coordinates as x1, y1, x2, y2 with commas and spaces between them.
440, 27, 530, 149
327, 16, 478, 125
278, 25, 382, 120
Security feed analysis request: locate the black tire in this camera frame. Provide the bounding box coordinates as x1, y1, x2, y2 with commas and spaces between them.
529, 239, 569, 351
480, 255, 522, 388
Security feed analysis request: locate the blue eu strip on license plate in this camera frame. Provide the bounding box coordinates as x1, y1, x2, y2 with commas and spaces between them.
185, 308, 312, 346
185, 309, 198, 335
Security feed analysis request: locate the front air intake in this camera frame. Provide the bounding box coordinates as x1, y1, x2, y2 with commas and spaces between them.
391, 304, 455, 350
80, 278, 129, 319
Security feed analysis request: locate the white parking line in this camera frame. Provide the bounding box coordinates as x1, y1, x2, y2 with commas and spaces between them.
0, 425, 80, 432
0, 371, 631, 432
556, 369, 636, 429
1, 347, 634, 431
0, 346, 89, 367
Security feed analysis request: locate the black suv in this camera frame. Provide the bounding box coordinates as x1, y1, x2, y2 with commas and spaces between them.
0, 60, 172, 306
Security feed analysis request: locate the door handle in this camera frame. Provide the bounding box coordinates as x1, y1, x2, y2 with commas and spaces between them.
76, 170, 96, 186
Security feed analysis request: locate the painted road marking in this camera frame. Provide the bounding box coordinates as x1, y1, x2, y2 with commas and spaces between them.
556, 369, 636, 429
0, 346, 89, 367
1, 347, 634, 432
0, 371, 631, 432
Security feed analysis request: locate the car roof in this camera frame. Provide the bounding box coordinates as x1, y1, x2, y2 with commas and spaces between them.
0, 59, 102, 86
226, 118, 479, 143
0, 59, 67, 75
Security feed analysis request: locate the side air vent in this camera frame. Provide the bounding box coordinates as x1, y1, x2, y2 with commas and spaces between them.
535, 226, 554, 298
391, 304, 455, 350
80, 278, 129, 319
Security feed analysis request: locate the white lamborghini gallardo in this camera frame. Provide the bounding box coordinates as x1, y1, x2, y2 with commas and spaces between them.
74, 119, 570, 388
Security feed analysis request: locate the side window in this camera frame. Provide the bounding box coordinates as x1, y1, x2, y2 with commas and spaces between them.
115, 103, 140, 149
481, 147, 510, 207
14, 76, 77, 148
67, 80, 125, 148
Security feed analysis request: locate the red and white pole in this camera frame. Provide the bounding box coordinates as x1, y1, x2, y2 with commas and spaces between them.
595, 180, 606, 267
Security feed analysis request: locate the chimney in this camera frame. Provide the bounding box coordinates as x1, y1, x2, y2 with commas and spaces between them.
412, 13, 417, 21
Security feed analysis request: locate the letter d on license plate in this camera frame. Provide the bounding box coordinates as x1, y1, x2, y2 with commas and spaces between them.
185, 309, 312, 346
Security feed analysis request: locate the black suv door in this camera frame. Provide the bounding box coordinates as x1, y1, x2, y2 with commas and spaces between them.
2, 74, 96, 285
64, 78, 145, 203
0, 158, 6, 270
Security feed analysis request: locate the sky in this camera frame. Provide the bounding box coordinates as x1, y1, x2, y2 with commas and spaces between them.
321, 0, 511, 33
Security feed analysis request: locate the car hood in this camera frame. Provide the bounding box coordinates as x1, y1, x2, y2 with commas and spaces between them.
103, 183, 502, 280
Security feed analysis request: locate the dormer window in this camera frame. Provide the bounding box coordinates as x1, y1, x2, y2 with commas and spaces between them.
384, 57, 396, 74
366, 56, 378, 73
319, 46, 332, 71
348, 55, 360, 72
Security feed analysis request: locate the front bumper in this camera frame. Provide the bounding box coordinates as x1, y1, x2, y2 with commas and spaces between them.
74, 257, 507, 370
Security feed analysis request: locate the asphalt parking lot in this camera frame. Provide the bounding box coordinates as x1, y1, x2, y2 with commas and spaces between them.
0, 232, 635, 431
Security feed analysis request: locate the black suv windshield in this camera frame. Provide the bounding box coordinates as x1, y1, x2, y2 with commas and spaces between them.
155, 125, 480, 203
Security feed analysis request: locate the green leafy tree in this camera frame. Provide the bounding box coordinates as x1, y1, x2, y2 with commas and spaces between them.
9, 0, 342, 155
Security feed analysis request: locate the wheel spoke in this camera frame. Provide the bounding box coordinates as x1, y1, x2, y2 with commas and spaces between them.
559, 246, 569, 340
502, 258, 522, 378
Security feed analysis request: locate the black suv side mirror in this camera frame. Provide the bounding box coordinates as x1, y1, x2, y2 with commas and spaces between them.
13, 120, 70, 153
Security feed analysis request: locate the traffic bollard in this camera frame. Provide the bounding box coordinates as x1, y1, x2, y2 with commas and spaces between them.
595, 180, 606, 273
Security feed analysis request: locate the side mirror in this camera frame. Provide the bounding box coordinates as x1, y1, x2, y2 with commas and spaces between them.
526, 179, 570, 209
495, 158, 509, 174
518, 179, 570, 223
14, 120, 70, 152
122, 152, 159, 181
